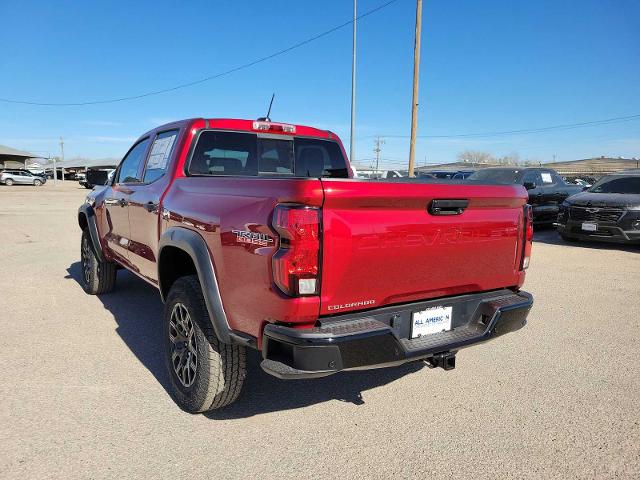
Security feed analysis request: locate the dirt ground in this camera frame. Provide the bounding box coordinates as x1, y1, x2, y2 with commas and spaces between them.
1, 181, 638, 479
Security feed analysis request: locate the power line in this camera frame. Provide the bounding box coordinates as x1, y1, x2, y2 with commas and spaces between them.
364, 113, 640, 139
0, 0, 400, 107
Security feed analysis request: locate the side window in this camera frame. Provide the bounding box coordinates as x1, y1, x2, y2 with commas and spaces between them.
522, 171, 542, 186
294, 138, 349, 178
116, 138, 150, 184
143, 130, 178, 183
189, 131, 258, 176
539, 171, 555, 185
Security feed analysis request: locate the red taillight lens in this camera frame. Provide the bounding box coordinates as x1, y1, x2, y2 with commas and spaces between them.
521, 204, 533, 269
253, 121, 296, 134
272, 205, 320, 296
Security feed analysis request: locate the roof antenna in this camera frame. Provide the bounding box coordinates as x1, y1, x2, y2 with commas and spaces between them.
258, 93, 275, 122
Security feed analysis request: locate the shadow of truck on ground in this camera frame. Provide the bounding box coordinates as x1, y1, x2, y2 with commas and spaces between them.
66, 262, 425, 418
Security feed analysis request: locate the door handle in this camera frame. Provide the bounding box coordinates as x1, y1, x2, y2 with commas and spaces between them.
144, 201, 158, 212
105, 198, 127, 207
429, 199, 469, 215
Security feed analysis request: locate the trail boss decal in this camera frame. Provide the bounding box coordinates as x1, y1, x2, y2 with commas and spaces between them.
232, 230, 274, 247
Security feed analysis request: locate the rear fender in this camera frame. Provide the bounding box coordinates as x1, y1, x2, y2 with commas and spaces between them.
158, 227, 255, 347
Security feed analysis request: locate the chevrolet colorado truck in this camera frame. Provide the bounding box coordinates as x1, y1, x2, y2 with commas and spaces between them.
78, 118, 534, 413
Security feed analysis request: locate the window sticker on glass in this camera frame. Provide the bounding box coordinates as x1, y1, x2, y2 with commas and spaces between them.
147, 133, 177, 170
541, 172, 553, 183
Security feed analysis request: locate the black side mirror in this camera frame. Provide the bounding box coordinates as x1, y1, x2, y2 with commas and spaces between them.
523, 181, 536, 190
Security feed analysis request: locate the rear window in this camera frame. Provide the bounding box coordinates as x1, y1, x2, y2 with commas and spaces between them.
468, 169, 521, 184
188, 130, 348, 178
589, 176, 640, 194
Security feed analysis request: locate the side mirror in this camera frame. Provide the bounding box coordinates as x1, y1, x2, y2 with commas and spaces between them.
523, 181, 536, 190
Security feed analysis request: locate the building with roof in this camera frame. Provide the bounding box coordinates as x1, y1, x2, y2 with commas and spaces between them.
0, 144, 37, 169
57, 157, 119, 170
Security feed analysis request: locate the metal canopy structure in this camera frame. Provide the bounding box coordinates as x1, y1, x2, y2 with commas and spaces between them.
57, 157, 119, 170
0, 144, 36, 168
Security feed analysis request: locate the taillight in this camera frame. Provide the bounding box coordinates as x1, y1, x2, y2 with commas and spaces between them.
272, 205, 320, 296
253, 121, 296, 134
521, 204, 533, 269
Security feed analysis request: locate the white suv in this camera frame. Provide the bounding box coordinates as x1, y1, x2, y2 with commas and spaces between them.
0, 170, 46, 186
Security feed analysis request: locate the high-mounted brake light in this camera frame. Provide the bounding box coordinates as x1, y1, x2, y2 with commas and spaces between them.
272, 205, 320, 296
253, 121, 296, 134
521, 204, 533, 269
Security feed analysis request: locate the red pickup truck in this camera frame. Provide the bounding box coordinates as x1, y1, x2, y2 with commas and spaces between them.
78, 118, 533, 413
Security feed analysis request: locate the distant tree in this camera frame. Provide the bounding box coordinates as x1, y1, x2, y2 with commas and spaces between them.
457, 150, 495, 164
497, 152, 520, 165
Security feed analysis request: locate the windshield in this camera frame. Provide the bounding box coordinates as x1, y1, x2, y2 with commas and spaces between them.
588, 176, 640, 194
189, 131, 349, 178
468, 169, 520, 184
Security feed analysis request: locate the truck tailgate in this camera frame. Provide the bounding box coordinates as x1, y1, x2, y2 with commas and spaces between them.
319, 179, 527, 315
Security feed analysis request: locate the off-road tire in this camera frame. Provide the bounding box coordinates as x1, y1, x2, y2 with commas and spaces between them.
560, 232, 579, 243
164, 275, 246, 413
4, 178, 13, 186
33, 179, 42, 186
80, 228, 116, 294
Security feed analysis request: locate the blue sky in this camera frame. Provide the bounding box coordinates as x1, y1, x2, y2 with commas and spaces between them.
1, 0, 639, 168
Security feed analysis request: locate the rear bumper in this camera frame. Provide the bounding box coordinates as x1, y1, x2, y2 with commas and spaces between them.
557, 221, 640, 244
261, 289, 533, 379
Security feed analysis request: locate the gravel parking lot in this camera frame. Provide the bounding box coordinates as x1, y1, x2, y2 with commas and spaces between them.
1, 182, 639, 479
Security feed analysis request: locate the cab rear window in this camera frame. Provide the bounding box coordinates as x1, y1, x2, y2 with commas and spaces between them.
188, 131, 349, 178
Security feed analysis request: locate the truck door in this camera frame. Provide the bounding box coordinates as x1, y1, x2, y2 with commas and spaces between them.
127, 129, 180, 282
104, 138, 150, 265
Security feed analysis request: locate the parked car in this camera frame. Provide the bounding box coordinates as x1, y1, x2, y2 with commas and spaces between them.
564, 176, 594, 188
356, 169, 406, 179
557, 169, 640, 244
0, 169, 46, 186
468, 167, 583, 225
78, 117, 533, 413
452, 170, 475, 180
425, 170, 457, 179
415, 172, 436, 179
80, 169, 115, 189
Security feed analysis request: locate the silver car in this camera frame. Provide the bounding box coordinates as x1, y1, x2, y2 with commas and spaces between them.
0, 170, 46, 186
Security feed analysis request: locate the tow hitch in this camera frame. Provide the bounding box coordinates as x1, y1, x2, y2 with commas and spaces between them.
427, 352, 456, 371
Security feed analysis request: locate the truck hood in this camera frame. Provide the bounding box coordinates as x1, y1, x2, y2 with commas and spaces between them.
565, 192, 640, 209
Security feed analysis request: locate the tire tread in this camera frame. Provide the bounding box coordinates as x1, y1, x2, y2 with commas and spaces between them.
166, 275, 246, 412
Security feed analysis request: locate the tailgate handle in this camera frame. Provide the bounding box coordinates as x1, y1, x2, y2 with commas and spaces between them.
429, 199, 469, 215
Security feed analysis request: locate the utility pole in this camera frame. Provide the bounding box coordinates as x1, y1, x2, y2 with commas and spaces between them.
51, 155, 56, 186
374, 136, 385, 173
408, 0, 423, 178
349, 0, 357, 166
59, 137, 65, 181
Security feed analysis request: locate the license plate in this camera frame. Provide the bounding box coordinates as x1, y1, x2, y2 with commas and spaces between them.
582, 222, 597, 232
411, 306, 453, 339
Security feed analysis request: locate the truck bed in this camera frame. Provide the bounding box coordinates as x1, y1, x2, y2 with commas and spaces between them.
319, 178, 528, 315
